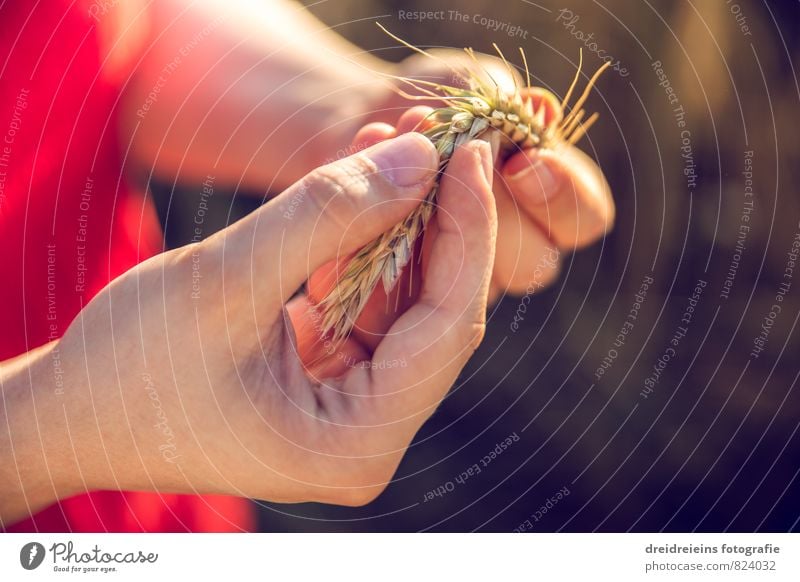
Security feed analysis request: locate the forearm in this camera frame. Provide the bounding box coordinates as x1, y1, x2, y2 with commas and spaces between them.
0, 269, 201, 526
0, 341, 81, 526
124, 0, 392, 190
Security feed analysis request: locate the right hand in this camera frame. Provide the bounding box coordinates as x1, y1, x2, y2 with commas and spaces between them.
4, 131, 497, 522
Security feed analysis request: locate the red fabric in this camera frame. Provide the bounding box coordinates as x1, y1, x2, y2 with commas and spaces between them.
0, 1, 253, 532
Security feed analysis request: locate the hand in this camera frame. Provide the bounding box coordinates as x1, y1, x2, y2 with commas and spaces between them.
374, 51, 615, 300
0, 131, 497, 523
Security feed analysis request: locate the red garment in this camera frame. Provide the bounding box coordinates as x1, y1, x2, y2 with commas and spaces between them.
0, 1, 253, 532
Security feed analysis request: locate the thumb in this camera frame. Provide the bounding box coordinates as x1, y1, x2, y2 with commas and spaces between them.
230, 132, 439, 312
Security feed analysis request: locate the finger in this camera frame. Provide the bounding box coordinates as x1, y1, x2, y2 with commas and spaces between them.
492, 183, 561, 295
306, 253, 420, 354
519, 87, 564, 128
339, 112, 432, 348
224, 133, 439, 312
306, 111, 434, 352
285, 295, 369, 381
395, 106, 434, 135
501, 144, 614, 250
352, 122, 396, 149
356, 140, 497, 441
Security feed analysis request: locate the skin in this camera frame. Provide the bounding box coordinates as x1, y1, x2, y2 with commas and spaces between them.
0, 0, 615, 525
123, 0, 614, 294
0, 133, 495, 524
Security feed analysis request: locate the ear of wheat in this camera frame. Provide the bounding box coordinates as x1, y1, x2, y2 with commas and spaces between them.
316, 24, 609, 343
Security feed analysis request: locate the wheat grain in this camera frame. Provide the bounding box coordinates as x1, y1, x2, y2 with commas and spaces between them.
316, 25, 609, 343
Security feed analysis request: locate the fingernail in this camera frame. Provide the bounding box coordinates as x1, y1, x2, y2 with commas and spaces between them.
366, 133, 438, 187
506, 155, 559, 203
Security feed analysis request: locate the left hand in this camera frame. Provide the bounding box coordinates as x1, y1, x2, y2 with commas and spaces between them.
370, 51, 616, 301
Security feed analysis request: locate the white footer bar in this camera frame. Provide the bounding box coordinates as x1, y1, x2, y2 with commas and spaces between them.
2, 533, 798, 581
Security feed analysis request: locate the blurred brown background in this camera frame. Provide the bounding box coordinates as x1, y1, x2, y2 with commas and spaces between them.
153, 0, 800, 531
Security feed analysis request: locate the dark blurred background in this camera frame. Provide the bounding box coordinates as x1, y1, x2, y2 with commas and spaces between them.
152, 0, 800, 531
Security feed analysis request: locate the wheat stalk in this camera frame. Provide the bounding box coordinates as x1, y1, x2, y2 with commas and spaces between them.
316, 25, 610, 343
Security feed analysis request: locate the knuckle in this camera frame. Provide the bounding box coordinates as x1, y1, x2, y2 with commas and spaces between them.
310, 156, 376, 201
304, 157, 383, 232
432, 308, 487, 356
466, 321, 487, 352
